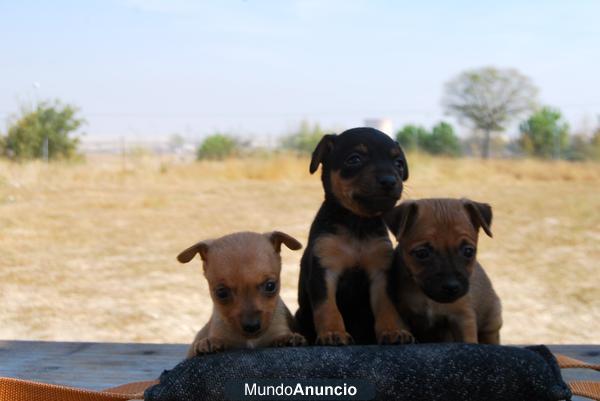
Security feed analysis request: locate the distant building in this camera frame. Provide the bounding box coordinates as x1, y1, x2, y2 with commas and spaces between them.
364, 118, 393, 137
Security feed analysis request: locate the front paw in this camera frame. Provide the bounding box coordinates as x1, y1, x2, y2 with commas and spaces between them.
191, 337, 227, 356
316, 331, 354, 346
271, 333, 308, 347
377, 329, 414, 345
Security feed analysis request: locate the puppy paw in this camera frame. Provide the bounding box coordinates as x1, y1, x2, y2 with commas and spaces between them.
271, 333, 308, 347
316, 331, 354, 346
191, 337, 227, 356
377, 329, 414, 345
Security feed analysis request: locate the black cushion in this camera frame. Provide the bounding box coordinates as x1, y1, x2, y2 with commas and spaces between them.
144, 344, 571, 401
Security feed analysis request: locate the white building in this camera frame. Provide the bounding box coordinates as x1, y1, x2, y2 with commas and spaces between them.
364, 118, 393, 137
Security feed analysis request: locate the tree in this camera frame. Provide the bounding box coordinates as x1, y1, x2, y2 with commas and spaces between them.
563, 127, 600, 162
443, 67, 538, 159
395, 122, 461, 156
566, 133, 591, 161
395, 124, 428, 151
280, 120, 326, 154
196, 133, 238, 160
519, 107, 569, 159
0, 100, 84, 160
421, 122, 462, 156
591, 128, 600, 161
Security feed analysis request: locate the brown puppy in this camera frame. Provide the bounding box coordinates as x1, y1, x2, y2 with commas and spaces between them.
177, 231, 307, 358
385, 198, 502, 344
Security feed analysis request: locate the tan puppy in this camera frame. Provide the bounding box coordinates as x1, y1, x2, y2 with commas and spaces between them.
385, 198, 502, 344
177, 231, 307, 358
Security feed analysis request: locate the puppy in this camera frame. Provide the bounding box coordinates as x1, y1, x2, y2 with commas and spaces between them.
295, 127, 413, 345
385, 198, 502, 344
177, 231, 307, 358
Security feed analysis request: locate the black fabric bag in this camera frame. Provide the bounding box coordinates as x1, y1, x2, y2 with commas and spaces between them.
144, 343, 572, 401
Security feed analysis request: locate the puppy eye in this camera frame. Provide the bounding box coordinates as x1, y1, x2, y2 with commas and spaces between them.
263, 280, 277, 294
345, 153, 362, 166
394, 157, 405, 169
412, 246, 431, 260
461, 245, 476, 259
214, 286, 231, 300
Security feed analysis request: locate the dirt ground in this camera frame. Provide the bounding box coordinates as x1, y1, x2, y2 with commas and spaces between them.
0, 153, 598, 344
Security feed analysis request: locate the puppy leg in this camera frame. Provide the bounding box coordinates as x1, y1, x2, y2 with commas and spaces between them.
478, 330, 500, 345
312, 270, 353, 345
448, 310, 478, 343
270, 332, 308, 347
477, 311, 502, 344
188, 337, 228, 357
268, 302, 308, 347
186, 324, 228, 358
369, 270, 413, 344
478, 298, 502, 344
186, 325, 208, 358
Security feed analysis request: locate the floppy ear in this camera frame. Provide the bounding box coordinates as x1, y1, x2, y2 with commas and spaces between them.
265, 231, 303, 253
396, 142, 409, 181
384, 201, 418, 239
463, 199, 493, 238
309, 134, 336, 174
177, 241, 210, 263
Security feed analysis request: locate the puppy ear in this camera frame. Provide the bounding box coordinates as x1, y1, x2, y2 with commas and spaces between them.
177, 241, 210, 263
395, 141, 409, 181
463, 199, 493, 238
384, 201, 418, 239
309, 134, 336, 174
265, 231, 303, 253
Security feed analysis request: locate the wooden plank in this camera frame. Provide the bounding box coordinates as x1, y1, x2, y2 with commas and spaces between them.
548, 345, 600, 382
0, 341, 598, 396
548, 345, 600, 401
0, 340, 186, 391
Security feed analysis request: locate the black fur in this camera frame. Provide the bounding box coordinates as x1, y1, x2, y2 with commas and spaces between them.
295, 127, 408, 344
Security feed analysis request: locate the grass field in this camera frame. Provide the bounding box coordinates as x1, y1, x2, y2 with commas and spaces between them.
0, 153, 598, 344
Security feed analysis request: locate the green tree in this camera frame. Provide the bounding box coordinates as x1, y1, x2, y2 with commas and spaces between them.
421, 122, 462, 156
280, 120, 326, 154
590, 129, 600, 161
0, 101, 84, 160
395, 124, 428, 151
566, 134, 591, 161
443, 67, 538, 159
519, 107, 569, 159
196, 133, 238, 160
566, 129, 600, 161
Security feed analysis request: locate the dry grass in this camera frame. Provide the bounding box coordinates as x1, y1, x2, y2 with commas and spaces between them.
0, 153, 598, 344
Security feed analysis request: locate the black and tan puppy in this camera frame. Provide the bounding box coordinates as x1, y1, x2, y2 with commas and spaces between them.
385, 198, 502, 344
178, 231, 307, 358
295, 127, 413, 345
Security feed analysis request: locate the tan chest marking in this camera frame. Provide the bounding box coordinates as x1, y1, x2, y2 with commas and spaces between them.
313, 232, 393, 273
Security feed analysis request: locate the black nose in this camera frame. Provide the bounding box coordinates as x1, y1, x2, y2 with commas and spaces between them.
378, 175, 397, 190
242, 320, 261, 334
442, 280, 461, 296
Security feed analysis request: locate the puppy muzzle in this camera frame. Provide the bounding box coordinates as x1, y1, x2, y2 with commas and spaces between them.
422, 278, 469, 304
353, 191, 402, 215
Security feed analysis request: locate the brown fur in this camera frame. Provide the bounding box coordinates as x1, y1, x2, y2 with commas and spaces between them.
177, 231, 307, 357
312, 228, 412, 344
312, 272, 351, 345
313, 229, 393, 274
386, 198, 502, 344
329, 165, 395, 218
329, 171, 367, 217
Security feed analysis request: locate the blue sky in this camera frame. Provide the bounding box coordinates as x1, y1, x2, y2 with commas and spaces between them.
1, 0, 599, 140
